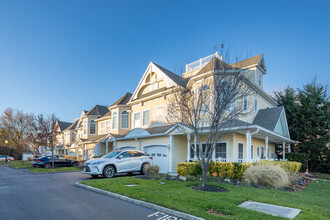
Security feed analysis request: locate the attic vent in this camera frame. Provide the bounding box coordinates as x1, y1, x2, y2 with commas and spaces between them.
185, 52, 222, 73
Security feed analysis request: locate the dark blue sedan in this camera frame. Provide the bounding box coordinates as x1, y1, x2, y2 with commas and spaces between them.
31, 155, 78, 168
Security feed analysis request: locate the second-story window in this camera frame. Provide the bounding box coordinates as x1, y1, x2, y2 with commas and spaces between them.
258, 74, 262, 87
112, 112, 117, 129
154, 106, 164, 125
121, 111, 129, 129
134, 112, 141, 127
105, 120, 110, 133
89, 120, 96, 134
100, 122, 106, 134
143, 110, 150, 126
243, 93, 248, 111
254, 99, 258, 112
83, 120, 87, 134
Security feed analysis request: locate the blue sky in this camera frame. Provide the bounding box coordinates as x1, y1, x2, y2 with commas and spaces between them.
0, 0, 329, 122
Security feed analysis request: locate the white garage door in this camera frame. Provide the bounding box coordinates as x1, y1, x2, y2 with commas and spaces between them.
144, 146, 169, 173
119, 146, 136, 150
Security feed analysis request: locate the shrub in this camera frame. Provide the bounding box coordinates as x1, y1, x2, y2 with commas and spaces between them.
243, 165, 289, 188
286, 153, 309, 171
177, 161, 252, 179
254, 160, 301, 173
145, 164, 160, 176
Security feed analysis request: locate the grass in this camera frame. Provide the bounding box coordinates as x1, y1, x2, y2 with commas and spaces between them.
28, 167, 80, 173
0, 160, 31, 165
82, 177, 330, 220
9, 164, 33, 169
311, 172, 330, 180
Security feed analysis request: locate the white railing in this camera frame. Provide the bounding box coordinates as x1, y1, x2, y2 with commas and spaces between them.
185, 52, 222, 73
187, 157, 277, 163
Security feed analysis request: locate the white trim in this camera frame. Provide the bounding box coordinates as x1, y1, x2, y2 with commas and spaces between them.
142, 109, 151, 127
120, 110, 129, 129
142, 144, 170, 150
154, 105, 165, 125
118, 146, 137, 150
133, 111, 141, 128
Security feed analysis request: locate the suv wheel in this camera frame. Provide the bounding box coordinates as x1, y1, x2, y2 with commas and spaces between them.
103, 166, 115, 178
44, 163, 51, 169
140, 163, 149, 175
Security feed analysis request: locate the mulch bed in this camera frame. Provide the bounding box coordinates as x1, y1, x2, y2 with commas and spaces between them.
191, 185, 227, 192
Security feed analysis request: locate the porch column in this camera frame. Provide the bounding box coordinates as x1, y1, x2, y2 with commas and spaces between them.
265, 136, 269, 160
246, 131, 251, 162
194, 135, 197, 160
106, 141, 109, 153
232, 133, 235, 162
187, 133, 191, 162
170, 135, 174, 172
114, 139, 117, 150
288, 144, 291, 153
282, 142, 286, 160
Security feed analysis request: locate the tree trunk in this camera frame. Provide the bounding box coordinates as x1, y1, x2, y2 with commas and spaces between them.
51, 148, 54, 168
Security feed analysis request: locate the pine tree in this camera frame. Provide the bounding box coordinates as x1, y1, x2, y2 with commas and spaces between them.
295, 80, 329, 172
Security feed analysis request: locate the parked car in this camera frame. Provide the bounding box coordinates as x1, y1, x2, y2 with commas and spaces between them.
0, 155, 14, 162
81, 150, 152, 178
31, 155, 78, 168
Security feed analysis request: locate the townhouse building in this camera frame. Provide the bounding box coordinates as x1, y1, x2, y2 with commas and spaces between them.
59, 52, 294, 174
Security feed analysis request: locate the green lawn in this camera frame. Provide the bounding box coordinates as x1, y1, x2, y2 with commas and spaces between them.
311, 172, 330, 180
81, 177, 330, 220
0, 160, 31, 165
9, 164, 33, 169
28, 167, 80, 173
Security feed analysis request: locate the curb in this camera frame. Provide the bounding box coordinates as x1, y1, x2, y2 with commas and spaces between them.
75, 182, 203, 220
24, 170, 80, 174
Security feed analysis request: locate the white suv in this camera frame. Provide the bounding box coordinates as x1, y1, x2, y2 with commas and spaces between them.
81, 150, 152, 178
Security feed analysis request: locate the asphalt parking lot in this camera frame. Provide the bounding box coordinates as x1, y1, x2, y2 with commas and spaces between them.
0, 166, 183, 220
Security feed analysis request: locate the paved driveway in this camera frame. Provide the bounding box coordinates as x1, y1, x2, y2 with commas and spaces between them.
0, 166, 182, 220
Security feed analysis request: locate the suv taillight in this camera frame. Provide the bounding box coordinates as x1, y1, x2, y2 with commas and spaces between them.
35, 160, 41, 162
149, 157, 153, 160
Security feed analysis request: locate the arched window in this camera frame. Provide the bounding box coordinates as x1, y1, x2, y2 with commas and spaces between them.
121, 111, 129, 129
112, 112, 117, 129
89, 120, 96, 134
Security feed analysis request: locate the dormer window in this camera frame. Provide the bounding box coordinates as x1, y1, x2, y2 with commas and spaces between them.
258, 74, 262, 87
89, 120, 96, 134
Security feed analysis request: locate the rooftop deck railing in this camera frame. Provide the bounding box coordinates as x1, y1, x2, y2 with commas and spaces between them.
185, 52, 222, 73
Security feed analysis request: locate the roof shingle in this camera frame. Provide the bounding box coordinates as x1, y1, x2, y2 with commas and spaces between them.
86, 105, 109, 116
253, 106, 284, 131
110, 92, 132, 107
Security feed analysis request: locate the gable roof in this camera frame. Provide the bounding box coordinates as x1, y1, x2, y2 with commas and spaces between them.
86, 105, 109, 116
230, 54, 263, 69
64, 119, 78, 131
197, 57, 234, 75
152, 62, 187, 87
110, 92, 132, 107
253, 106, 284, 132
58, 121, 72, 131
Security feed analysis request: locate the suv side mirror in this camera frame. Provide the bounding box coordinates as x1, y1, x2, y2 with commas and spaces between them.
117, 154, 124, 160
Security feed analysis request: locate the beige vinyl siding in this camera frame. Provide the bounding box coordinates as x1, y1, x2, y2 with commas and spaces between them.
173, 135, 188, 170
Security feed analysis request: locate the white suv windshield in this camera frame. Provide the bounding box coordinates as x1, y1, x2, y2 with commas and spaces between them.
102, 151, 122, 159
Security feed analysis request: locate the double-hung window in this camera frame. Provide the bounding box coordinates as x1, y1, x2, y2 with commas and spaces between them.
254, 99, 258, 112
243, 93, 248, 111
89, 120, 96, 134
143, 110, 150, 126
134, 112, 141, 128
121, 111, 129, 129
105, 120, 110, 133
215, 142, 227, 159
112, 112, 117, 129
100, 122, 106, 134
154, 106, 164, 125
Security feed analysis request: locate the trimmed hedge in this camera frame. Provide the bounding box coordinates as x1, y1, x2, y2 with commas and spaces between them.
254, 160, 302, 173
286, 152, 309, 171
177, 160, 302, 179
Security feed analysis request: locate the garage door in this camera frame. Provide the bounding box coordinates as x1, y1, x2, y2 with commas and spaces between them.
144, 146, 169, 173
119, 146, 136, 150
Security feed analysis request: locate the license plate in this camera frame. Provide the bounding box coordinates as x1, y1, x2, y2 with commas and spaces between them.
83, 168, 86, 172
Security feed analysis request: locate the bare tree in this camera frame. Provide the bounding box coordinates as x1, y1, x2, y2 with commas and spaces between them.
36, 114, 60, 168
0, 108, 35, 157
167, 56, 255, 187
